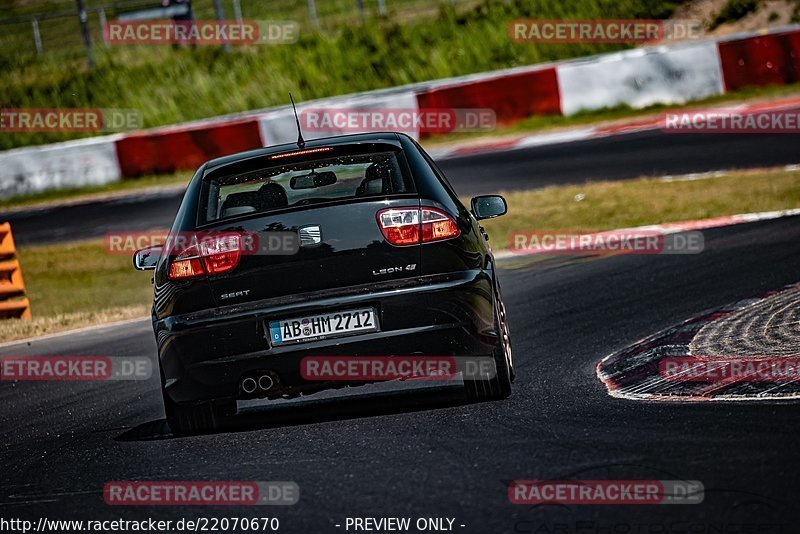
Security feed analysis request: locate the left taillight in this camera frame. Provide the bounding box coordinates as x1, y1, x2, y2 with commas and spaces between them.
377, 207, 460, 246
168, 234, 241, 280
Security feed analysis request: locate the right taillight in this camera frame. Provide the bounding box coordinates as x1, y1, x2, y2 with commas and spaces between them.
200, 234, 241, 275
377, 208, 460, 246
421, 208, 460, 242
168, 234, 241, 280
168, 247, 204, 279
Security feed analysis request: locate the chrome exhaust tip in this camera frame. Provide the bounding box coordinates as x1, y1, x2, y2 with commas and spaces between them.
241, 377, 258, 394
258, 374, 274, 391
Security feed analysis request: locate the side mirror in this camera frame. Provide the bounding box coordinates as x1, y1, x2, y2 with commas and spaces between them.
133, 245, 162, 271
471, 195, 507, 220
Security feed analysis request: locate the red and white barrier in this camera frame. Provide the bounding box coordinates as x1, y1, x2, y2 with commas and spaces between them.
3, 25, 800, 198
115, 118, 262, 178
0, 135, 122, 198
556, 41, 724, 115
416, 65, 561, 132
257, 90, 420, 146
718, 28, 800, 91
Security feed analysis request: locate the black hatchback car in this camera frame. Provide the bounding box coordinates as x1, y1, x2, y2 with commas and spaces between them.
134, 132, 513, 434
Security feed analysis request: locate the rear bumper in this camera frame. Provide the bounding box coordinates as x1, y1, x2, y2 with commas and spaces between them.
154, 270, 497, 404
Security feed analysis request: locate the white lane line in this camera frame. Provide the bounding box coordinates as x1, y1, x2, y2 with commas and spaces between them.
495, 207, 800, 261
660, 170, 729, 182
0, 316, 150, 349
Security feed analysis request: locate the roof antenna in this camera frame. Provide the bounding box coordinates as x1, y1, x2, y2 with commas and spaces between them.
289, 93, 305, 149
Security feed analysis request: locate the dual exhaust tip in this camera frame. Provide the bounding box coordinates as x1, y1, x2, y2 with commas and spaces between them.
242, 374, 274, 394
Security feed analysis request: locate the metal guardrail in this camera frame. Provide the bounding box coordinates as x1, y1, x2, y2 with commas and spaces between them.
0, 0, 454, 63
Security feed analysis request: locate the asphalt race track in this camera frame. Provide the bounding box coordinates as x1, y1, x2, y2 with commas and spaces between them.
3, 215, 800, 530
5, 129, 800, 246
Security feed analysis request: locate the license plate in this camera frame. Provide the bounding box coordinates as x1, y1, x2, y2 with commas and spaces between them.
268, 308, 379, 346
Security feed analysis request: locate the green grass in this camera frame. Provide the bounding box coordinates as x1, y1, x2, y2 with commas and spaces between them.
0, 239, 153, 341
710, 0, 761, 30
1, 0, 682, 150
15, 240, 152, 317
2, 80, 798, 211
1, 165, 798, 341
479, 167, 800, 247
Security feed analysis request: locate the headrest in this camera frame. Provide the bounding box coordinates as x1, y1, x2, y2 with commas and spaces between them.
356, 162, 392, 196
258, 182, 288, 208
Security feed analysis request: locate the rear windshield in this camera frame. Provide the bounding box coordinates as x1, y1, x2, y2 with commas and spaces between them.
200, 150, 414, 224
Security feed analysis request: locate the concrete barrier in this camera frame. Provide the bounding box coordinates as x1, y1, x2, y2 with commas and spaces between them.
257, 90, 420, 146
3, 26, 800, 199
557, 41, 724, 115
115, 118, 262, 178
718, 28, 800, 91
0, 136, 121, 198
416, 66, 560, 133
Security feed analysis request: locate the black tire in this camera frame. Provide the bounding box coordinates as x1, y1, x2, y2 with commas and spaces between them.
465, 285, 514, 401
162, 387, 233, 436
496, 281, 515, 384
